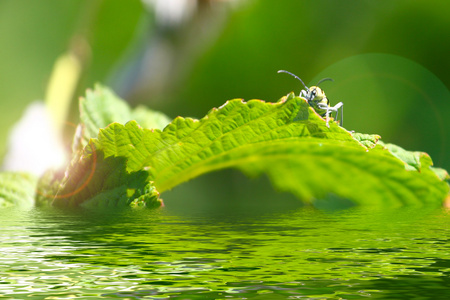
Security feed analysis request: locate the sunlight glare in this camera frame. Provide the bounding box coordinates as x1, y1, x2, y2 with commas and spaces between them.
2, 102, 67, 176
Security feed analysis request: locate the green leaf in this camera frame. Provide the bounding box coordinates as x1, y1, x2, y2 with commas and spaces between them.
34, 85, 169, 209
235, 140, 448, 206
95, 96, 356, 178
0, 172, 37, 208
351, 132, 381, 149
379, 141, 450, 181
430, 167, 450, 182
36, 149, 162, 209
87, 95, 448, 207
79, 84, 171, 146
380, 142, 425, 171
36, 86, 449, 209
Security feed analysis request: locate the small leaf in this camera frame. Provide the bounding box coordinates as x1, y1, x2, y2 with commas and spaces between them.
79, 84, 171, 145
0, 172, 37, 208
380, 142, 428, 171
430, 167, 450, 182
379, 141, 450, 181
351, 132, 381, 149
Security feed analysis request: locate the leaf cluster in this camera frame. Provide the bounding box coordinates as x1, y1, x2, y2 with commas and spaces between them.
3, 87, 450, 209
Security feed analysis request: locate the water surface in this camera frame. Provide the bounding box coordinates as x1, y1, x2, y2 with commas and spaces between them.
1, 202, 450, 299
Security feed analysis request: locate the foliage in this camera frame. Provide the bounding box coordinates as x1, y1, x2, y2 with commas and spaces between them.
0, 172, 37, 208
79, 85, 171, 147
2, 86, 449, 209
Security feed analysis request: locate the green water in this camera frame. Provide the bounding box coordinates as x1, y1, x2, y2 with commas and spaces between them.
1, 202, 450, 299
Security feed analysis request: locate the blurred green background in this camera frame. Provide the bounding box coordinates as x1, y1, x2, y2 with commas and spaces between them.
1, 0, 449, 209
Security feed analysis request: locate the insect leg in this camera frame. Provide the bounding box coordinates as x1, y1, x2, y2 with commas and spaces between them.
319, 102, 343, 127
331, 102, 343, 126
326, 107, 331, 128
316, 103, 332, 127
300, 89, 308, 99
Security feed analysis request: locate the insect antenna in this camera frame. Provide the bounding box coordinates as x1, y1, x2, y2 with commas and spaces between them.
277, 70, 308, 90
316, 77, 334, 86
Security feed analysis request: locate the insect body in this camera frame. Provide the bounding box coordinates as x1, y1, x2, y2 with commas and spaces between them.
278, 70, 343, 127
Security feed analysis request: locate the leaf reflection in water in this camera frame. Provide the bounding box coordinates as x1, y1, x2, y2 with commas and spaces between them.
1, 204, 450, 299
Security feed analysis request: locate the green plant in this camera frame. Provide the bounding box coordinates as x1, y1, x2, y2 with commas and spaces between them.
2, 85, 449, 209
